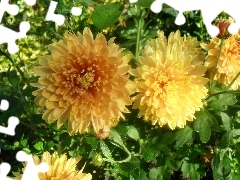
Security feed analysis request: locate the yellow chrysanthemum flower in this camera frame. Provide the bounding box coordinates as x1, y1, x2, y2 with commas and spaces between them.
131, 30, 208, 129
13, 151, 92, 180
201, 34, 240, 89
31, 28, 135, 134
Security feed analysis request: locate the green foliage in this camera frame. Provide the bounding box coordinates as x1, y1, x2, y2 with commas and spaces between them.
194, 109, 220, 143
1, 0, 240, 179
92, 2, 122, 30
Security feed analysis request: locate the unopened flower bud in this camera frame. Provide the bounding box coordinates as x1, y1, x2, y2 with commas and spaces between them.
215, 17, 234, 38
92, 154, 103, 167
94, 125, 110, 139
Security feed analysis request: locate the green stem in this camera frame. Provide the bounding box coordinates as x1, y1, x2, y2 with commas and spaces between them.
228, 72, 240, 90
210, 39, 224, 92
206, 90, 240, 101
0, 49, 29, 86
135, 5, 142, 61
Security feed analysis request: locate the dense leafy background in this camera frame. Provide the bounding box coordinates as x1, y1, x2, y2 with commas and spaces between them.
1, 0, 240, 179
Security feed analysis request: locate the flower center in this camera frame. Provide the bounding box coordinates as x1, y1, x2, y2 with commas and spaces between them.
155, 74, 178, 99
76, 68, 95, 90
158, 76, 169, 89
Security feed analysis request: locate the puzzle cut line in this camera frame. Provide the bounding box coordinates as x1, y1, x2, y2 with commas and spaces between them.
0, 99, 49, 179
131, 0, 240, 37
0, 151, 49, 180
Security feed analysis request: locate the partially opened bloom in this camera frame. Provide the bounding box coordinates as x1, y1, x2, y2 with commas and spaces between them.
131, 31, 208, 129
201, 33, 240, 89
215, 17, 234, 38
13, 151, 92, 180
32, 28, 134, 134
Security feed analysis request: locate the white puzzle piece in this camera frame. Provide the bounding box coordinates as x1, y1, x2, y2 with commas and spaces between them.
0, 100, 19, 136
45, 1, 65, 25
16, 151, 49, 180
24, 0, 36, 6
71, 6, 82, 16
0, 0, 19, 23
0, 162, 12, 180
131, 0, 240, 37
0, 21, 30, 54
0, 99, 9, 111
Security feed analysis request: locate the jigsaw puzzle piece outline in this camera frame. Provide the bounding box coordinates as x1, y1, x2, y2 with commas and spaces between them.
0, 116, 19, 136
0, 0, 19, 23
150, 0, 240, 37
16, 151, 49, 180
24, 0, 36, 6
0, 162, 13, 180
0, 21, 30, 54
71, 6, 82, 16
45, 0, 65, 25
0, 99, 9, 111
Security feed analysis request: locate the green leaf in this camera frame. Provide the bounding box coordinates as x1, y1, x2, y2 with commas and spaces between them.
194, 114, 211, 143
85, 136, 98, 149
119, 162, 136, 172
219, 131, 233, 148
166, 157, 181, 170
60, 132, 74, 150
156, 144, 171, 154
100, 140, 113, 160
33, 141, 43, 151
135, 0, 154, 7
126, 126, 140, 141
141, 146, 158, 162
232, 129, 240, 137
208, 94, 237, 111
78, 0, 97, 6
181, 161, 200, 180
46, 141, 54, 150
162, 5, 178, 16
13, 141, 20, 149
20, 139, 28, 147
175, 125, 193, 147
220, 112, 232, 131
140, 169, 149, 180
211, 153, 221, 169
212, 150, 232, 179
149, 167, 160, 179
8, 70, 20, 88
92, 3, 122, 30
159, 132, 175, 145
109, 129, 126, 150
194, 109, 219, 143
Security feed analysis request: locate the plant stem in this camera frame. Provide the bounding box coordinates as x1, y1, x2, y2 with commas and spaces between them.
206, 90, 240, 101
0, 49, 29, 86
228, 72, 240, 90
210, 38, 224, 92
135, 5, 142, 61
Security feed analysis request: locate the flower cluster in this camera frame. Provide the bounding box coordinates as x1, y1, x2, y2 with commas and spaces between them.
32, 26, 240, 133
201, 30, 240, 89
15, 19, 240, 178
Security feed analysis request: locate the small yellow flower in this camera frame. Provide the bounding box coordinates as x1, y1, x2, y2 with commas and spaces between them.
31, 28, 135, 134
13, 151, 92, 180
201, 34, 240, 89
131, 30, 208, 129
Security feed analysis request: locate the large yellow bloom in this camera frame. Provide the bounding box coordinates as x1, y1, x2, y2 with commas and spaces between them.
201, 34, 240, 89
13, 151, 92, 180
32, 28, 134, 134
131, 31, 208, 129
